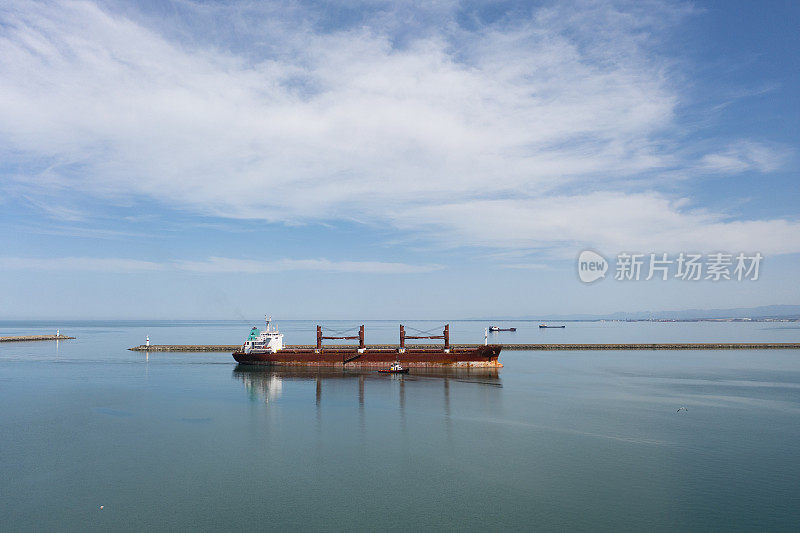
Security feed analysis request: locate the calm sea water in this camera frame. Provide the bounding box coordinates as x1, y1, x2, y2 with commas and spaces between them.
2, 320, 800, 531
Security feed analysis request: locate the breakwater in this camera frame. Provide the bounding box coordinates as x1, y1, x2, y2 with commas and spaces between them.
130, 344, 241, 352
515, 342, 800, 350
129, 342, 800, 352
1, 334, 75, 342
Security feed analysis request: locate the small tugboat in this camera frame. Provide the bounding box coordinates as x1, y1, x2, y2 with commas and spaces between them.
378, 362, 409, 374
488, 326, 517, 332
539, 324, 566, 328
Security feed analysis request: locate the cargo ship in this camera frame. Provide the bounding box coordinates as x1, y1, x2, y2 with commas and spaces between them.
232, 318, 502, 368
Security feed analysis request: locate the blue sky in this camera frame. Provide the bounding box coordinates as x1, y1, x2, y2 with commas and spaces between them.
0, 0, 798, 319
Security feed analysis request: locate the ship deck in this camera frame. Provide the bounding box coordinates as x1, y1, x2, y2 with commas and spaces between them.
232, 345, 503, 367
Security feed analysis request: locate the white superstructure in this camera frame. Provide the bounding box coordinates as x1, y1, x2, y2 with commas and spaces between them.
242, 316, 284, 354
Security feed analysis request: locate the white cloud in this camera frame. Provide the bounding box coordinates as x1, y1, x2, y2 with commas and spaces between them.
173, 257, 442, 274
0, 256, 164, 273
700, 141, 789, 174
0, 256, 441, 274
392, 192, 800, 256
0, 0, 795, 260
499, 263, 552, 270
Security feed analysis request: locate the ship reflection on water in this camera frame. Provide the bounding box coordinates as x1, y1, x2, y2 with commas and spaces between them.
232, 364, 502, 407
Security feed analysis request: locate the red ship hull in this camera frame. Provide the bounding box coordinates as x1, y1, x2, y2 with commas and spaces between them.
232, 345, 502, 368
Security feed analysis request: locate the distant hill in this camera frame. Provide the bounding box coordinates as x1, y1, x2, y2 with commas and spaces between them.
487, 304, 800, 321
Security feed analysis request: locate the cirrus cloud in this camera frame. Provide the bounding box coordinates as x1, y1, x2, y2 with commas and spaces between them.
0, 255, 442, 274
0, 0, 795, 261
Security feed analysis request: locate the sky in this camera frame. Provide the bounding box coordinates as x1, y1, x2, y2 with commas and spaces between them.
0, 0, 798, 319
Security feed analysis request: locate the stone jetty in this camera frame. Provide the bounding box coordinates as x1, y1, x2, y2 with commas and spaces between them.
1, 334, 75, 342
129, 342, 800, 352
